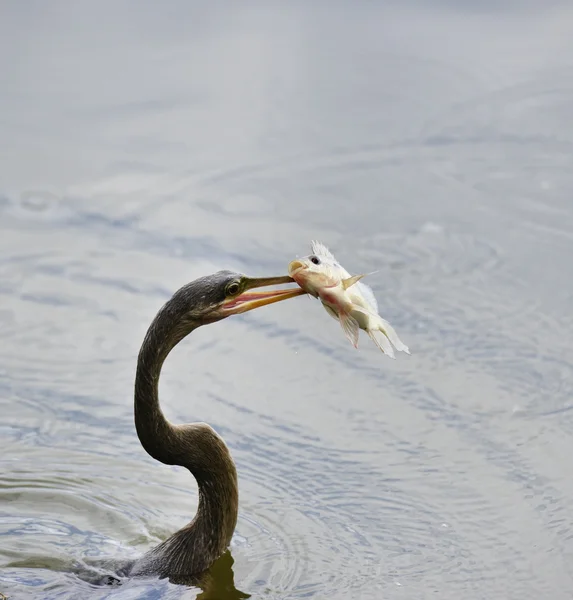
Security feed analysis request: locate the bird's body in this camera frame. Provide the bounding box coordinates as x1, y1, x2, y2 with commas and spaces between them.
288, 241, 409, 358
125, 271, 304, 583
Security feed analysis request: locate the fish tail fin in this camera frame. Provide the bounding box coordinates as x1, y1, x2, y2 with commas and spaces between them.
376, 318, 410, 354
339, 312, 361, 348
367, 329, 396, 359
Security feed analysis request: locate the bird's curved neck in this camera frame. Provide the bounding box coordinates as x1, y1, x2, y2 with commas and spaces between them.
134, 303, 183, 465
132, 300, 238, 580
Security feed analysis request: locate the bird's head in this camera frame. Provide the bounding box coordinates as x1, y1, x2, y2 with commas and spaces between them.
168, 270, 306, 327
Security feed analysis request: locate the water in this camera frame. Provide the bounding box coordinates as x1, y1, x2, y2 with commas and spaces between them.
1, 2, 573, 598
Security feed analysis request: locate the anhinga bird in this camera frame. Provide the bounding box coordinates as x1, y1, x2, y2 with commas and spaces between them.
124, 271, 304, 583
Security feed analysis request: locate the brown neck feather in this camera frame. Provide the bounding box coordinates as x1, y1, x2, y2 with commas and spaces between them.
129, 298, 238, 581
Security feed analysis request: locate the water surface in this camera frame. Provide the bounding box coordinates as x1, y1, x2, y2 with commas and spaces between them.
1, 2, 573, 599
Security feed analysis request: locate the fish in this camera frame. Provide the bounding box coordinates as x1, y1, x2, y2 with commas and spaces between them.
288, 240, 410, 359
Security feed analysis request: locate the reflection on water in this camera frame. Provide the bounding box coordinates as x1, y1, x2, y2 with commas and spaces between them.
2, 2, 573, 599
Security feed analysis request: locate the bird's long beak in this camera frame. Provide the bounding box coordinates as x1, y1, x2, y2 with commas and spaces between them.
220, 275, 306, 315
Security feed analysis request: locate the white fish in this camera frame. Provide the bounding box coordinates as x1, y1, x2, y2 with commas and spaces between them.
288, 240, 409, 358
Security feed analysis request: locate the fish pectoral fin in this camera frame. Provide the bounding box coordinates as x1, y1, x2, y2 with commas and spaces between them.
322, 303, 340, 321
339, 312, 361, 348
341, 271, 379, 290
367, 330, 396, 359
342, 274, 367, 290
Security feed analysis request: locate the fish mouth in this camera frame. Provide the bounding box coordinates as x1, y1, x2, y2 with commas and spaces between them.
220, 275, 306, 315
287, 260, 308, 277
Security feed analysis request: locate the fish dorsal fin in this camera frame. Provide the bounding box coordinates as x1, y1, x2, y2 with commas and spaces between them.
311, 240, 336, 261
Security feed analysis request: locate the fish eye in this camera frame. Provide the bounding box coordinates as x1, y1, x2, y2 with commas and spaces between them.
310, 256, 321, 265
226, 280, 241, 296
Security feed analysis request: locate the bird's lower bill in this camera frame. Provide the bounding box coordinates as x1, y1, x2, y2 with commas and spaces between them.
220, 277, 306, 315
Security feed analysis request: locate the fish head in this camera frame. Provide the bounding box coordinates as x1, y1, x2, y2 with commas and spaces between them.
288, 240, 345, 295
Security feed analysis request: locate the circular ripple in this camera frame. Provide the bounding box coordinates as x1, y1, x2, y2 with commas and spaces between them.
232, 432, 360, 596
419, 69, 573, 146
353, 225, 501, 285
202, 387, 470, 599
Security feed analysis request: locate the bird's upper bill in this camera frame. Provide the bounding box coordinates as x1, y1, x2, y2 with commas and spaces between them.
220, 275, 305, 315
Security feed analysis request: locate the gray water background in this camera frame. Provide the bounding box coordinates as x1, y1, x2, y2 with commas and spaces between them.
1, 2, 573, 598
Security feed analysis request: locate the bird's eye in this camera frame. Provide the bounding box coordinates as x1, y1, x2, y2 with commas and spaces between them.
226, 281, 241, 296
310, 256, 321, 265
